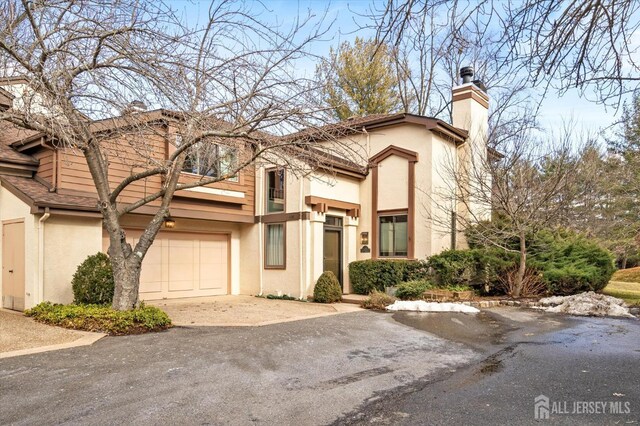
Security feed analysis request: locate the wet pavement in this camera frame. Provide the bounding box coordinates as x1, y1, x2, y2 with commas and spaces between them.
334, 308, 640, 425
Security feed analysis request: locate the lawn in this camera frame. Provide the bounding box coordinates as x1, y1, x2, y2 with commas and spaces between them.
603, 279, 640, 306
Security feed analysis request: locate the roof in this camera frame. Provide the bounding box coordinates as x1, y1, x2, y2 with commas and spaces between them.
0, 175, 99, 212
0, 121, 40, 166
288, 112, 468, 144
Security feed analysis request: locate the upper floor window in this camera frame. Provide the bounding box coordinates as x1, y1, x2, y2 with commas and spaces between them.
379, 213, 408, 257
266, 169, 285, 213
179, 136, 237, 182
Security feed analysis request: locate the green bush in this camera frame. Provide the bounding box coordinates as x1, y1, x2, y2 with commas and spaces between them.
395, 280, 433, 300
71, 252, 115, 305
25, 302, 172, 335
348, 259, 427, 294
530, 232, 615, 295
313, 271, 343, 303
361, 290, 396, 310
427, 250, 478, 287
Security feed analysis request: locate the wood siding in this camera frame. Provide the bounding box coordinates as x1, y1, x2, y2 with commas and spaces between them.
55, 125, 255, 221
34, 148, 54, 185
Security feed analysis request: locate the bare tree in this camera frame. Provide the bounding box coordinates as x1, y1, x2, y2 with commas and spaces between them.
371, 0, 640, 105
0, 0, 360, 310
430, 124, 580, 297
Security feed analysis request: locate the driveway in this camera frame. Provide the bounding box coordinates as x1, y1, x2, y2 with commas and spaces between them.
0, 309, 103, 359
0, 311, 479, 425
149, 295, 361, 326
336, 309, 640, 425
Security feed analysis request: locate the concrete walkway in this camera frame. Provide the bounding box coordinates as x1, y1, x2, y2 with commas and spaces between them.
149, 295, 362, 326
0, 309, 105, 359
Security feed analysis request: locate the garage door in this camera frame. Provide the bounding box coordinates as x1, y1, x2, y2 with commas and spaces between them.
103, 230, 229, 300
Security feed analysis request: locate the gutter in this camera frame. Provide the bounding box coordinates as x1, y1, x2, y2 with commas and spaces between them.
38, 207, 50, 304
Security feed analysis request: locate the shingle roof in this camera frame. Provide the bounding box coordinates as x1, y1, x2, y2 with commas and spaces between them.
287, 112, 468, 143
0, 121, 39, 166
0, 175, 99, 211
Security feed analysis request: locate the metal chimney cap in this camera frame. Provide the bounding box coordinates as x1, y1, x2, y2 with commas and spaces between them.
460, 66, 474, 84
129, 100, 147, 111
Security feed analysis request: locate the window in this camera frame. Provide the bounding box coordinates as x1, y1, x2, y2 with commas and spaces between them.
266, 169, 285, 213
265, 223, 285, 268
379, 214, 408, 257
181, 139, 237, 181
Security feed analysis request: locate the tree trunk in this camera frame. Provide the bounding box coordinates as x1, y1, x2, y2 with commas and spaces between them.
621, 253, 627, 270
111, 258, 142, 311
514, 231, 527, 298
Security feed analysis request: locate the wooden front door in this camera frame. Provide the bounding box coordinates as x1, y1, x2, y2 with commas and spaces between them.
2, 220, 25, 311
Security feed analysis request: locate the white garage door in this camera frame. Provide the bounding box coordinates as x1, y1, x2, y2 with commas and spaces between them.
104, 230, 229, 300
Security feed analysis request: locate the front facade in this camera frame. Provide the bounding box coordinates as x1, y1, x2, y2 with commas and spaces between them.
0, 77, 489, 309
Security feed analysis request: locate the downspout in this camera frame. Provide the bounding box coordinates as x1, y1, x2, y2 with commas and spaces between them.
362, 127, 370, 156
38, 207, 50, 303
257, 165, 264, 296
299, 177, 305, 299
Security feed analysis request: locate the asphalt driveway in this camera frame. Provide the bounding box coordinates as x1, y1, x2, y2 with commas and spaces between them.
0, 311, 478, 425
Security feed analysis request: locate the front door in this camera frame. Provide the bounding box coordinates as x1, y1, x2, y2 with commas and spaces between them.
323, 216, 343, 288
2, 220, 25, 311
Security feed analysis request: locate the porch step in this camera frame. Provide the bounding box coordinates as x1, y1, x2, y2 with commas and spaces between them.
341, 294, 368, 305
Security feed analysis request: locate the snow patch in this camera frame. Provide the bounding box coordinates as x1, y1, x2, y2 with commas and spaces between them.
386, 300, 480, 313
537, 292, 634, 318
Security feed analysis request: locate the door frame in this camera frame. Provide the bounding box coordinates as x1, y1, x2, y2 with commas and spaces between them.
323, 217, 343, 287
2, 219, 26, 311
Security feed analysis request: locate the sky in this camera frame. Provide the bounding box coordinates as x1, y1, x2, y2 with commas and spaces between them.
173, 0, 631, 139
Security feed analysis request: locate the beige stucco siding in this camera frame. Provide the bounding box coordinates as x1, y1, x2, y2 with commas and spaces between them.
44, 216, 102, 304
377, 155, 408, 211
309, 173, 360, 202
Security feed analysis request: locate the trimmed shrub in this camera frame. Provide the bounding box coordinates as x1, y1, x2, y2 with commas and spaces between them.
72, 252, 115, 305
348, 259, 428, 294
395, 280, 433, 300
313, 271, 343, 303
348, 260, 405, 294
427, 250, 478, 287
361, 290, 396, 310
25, 302, 172, 335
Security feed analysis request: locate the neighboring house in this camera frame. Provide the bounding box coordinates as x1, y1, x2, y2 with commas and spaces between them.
0, 70, 489, 309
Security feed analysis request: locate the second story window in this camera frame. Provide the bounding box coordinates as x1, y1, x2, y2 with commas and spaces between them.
266, 169, 285, 213
181, 140, 237, 181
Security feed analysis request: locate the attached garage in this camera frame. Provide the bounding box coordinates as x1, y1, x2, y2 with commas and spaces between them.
104, 230, 230, 300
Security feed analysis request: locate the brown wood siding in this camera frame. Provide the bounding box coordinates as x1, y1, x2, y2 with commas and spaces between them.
56, 125, 255, 220
34, 149, 54, 185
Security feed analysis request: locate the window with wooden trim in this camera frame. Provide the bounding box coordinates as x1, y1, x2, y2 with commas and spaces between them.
266, 169, 285, 213
179, 136, 238, 181
265, 223, 286, 268
379, 213, 408, 257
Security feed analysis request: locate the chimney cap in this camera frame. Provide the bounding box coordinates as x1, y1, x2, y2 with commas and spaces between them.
460, 66, 474, 84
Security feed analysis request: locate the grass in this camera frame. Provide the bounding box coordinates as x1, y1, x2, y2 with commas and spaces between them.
602, 280, 640, 306
611, 267, 640, 283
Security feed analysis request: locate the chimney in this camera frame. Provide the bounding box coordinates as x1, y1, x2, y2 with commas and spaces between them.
452, 66, 491, 229
451, 66, 488, 137
122, 100, 147, 114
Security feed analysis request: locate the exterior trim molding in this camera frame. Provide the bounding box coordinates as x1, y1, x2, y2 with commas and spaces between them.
370, 147, 417, 260
304, 196, 360, 218
255, 211, 310, 223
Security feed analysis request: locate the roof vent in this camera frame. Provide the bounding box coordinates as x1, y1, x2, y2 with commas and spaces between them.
460, 66, 474, 84
122, 100, 147, 114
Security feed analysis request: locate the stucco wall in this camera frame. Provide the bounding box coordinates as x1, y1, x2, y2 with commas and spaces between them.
377, 155, 409, 211
309, 172, 360, 202
44, 216, 102, 304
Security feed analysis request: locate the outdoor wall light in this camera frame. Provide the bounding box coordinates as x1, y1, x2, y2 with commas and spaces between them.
360, 232, 369, 246
163, 216, 176, 229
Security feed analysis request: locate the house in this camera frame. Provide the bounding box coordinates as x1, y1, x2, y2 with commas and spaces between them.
0, 70, 489, 310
